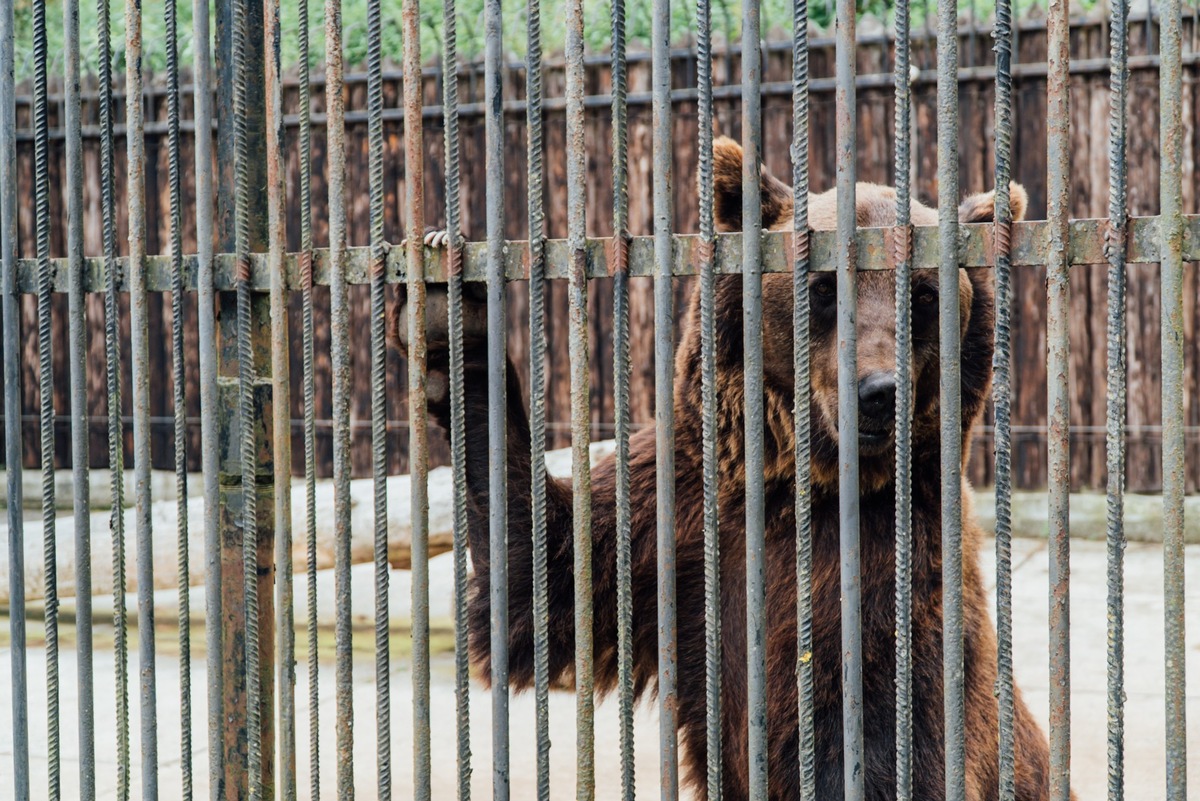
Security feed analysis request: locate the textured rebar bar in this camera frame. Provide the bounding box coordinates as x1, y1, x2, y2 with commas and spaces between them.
1046, 2, 1071, 799
564, 2, 595, 798
264, 0, 294, 791
191, 0, 222, 792
97, 0, 132, 791
443, 0, 471, 797
892, 0, 914, 794
993, 1, 1017, 799
1157, 3, 1187, 799
937, 0, 964, 795
697, 0, 720, 798
484, 0, 509, 796
32, 0, 61, 793
1104, 0, 1129, 798
295, 0, 319, 788
232, 0, 262, 789
527, 0, 551, 796
324, 0, 354, 789
371, 0, 394, 788
0, 0, 27, 795
62, 0, 95, 792
650, 0, 677, 798
164, 0, 194, 790
744, 2, 769, 799
791, 1, 814, 800
401, 0, 429, 794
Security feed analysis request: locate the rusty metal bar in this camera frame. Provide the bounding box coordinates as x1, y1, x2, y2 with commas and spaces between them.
442, 0, 471, 796
938, 0, 965, 794
322, 0, 354, 787
190, 0, 222, 793
893, 0, 915, 790
401, 0, 430, 794
697, 0, 720, 797
992, 0, 1017, 798
651, 0, 677, 797
166, 0, 195, 786
294, 0, 319, 787
32, 0, 62, 792
264, 0, 294, 790
611, 0, 635, 791
527, 0, 551, 795
792, 0, 814, 798
484, 0, 509, 796
564, 2, 595, 798
1157, 2, 1187, 799
743, 0, 769, 798
1046, 1, 1072, 798
62, 0, 95, 792
123, 0, 161, 790
835, 0, 864, 798
16, 216, 1200, 293
2, 0, 29, 794
1105, 0, 1129, 796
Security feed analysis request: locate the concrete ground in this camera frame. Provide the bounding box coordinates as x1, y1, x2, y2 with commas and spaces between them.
2, 537, 1197, 800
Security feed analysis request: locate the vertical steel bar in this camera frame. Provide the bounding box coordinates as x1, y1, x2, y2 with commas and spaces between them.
565, 3, 595, 798
1099, 0, 1128, 796
992, 0, 1017, 798
401, 0, 429, 794
0, 0, 28, 794
442, 0, 471, 796
527, 0, 550, 795
372, 0, 397, 787
650, 0, 677, 798
743, 1, 769, 799
1157, 2, 1187, 799
1104, 0, 1129, 796
835, 0, 863, 798
124, 0, 159, 790
893, 0, 914, 792
325, 0, 354, 784
166, 0, 195, 790
232, 0, 262, 787
792, 0, 814, 799
611, 0, 635, 792
696, 0, 720, 798
1046, 2, 1071, 798
265, 0, 294, 789
98, 0, 132, 790
937, 0, 964, 793
62, 0, 94, 792
295, 0, 318, 787
484, 0, 508, 796
32, 0, 61, 793
192, 0, 223, 791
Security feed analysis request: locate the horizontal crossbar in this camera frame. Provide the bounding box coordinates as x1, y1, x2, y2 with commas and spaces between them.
13, 214, 1197, 294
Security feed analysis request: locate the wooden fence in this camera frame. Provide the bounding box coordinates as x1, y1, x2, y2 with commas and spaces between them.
2, 13, 1198, 491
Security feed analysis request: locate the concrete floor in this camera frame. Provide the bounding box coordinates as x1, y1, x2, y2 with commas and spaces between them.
2, 537, 1197, 800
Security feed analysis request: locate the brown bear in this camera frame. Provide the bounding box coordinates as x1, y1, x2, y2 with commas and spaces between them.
395, 136, 1059, 801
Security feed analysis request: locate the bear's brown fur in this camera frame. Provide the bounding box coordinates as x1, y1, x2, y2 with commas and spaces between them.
395, 136, 1060, 800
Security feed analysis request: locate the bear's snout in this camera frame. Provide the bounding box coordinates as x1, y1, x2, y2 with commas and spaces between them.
858, 371, 896, 424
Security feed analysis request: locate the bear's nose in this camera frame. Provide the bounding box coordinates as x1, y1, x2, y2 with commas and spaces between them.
858, 372, 896, 422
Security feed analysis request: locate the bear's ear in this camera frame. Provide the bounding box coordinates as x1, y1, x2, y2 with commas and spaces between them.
712, 136, 794, 232
957, 182, 1029, 224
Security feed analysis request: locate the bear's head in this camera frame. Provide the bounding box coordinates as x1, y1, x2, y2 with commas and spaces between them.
695, 136, 1028, 494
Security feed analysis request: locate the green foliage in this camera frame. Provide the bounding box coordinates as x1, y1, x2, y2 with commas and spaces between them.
15, 0, 1114, 84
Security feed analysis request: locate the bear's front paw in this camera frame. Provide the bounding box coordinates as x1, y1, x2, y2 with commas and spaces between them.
400, 227, 450, 249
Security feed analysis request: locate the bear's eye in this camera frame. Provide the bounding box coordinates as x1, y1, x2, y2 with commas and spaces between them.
812, 280, 835, 299
915, 288, 937, 306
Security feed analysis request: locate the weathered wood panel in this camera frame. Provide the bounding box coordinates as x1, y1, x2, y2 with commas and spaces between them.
3, 15, 1198, 493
